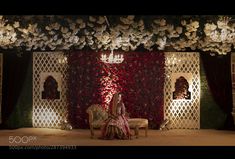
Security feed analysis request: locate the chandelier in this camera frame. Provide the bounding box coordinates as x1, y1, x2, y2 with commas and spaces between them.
58, 56, 68, 64
100, 16, 124, 64
51, 53, 67, 64
101, 49, 124, 64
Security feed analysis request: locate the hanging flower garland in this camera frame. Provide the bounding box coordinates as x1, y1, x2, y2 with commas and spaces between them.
0, 15, 234, 55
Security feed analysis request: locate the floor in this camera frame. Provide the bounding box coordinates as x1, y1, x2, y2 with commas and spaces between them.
1, 128, 235, 146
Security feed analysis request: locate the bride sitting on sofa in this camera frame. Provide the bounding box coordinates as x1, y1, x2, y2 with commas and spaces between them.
100, 92, 132, 140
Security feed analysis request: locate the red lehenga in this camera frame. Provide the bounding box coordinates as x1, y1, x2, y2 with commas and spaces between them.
100, 93, 131, 140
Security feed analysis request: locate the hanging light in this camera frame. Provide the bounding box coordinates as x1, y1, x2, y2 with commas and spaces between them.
101, 49, 124, 64
100, 16, 124, 64
57, 53, 68, 64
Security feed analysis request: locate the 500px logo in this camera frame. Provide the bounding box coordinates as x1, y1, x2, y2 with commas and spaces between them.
9, 136, 37, 144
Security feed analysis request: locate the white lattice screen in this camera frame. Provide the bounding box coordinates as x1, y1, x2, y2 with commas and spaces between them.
164, 52, 200, 129
33, 52, 68, 128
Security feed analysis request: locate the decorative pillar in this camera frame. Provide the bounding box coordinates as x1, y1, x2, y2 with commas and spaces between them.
0, 54, 2, 124
231, 53, 235, 124
164, 52, 200, 129
33, 52, 68, 128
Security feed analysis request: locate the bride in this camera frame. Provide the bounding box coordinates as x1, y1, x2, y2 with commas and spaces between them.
100, 92, 131, 140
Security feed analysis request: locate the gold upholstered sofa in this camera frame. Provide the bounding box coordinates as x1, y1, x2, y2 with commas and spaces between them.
86, 104, 108, 138
86, 104, 148, 138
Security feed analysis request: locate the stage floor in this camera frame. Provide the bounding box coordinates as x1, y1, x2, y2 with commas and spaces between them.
0, 128, 235, 146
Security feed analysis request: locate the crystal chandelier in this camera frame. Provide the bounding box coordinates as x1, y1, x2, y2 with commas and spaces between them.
52, 53, 67, 64
101, 49, 124, 64
58, 56, 67, 64
100, 16, 124, 64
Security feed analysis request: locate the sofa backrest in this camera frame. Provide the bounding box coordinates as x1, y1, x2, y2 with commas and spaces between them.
86, 104, 108, 122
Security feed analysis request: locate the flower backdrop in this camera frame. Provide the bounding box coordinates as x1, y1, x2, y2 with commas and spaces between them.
67, 51, 103, 128
67, 51, 165, 129
0, 15, 235, 55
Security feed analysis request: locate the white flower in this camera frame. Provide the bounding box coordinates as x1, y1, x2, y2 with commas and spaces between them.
158, 26, 168, 32
49, 30, 55, 35
89, 16, 96, 22
120, 17, 133, 25
68, 36, 74, 42
167, 24, 174, 32
80, 36, 85, 43
94, 32, 102, 38
42, 36, 48, 41
156, 37, 167, 50
97, 16, 105, 24
87, 22, 94, 28
52, 22, 61, 30
130, 44, 137, 50
11, 35, 17, 42
176, 27, 183, 34
191, 21, 199, 28
120, 24, 129, 30
63, 32, 71, 38
76, 18, 83, 24
122, 45, 129, 51
61, 27, 69, 33
72, 28, 79, 35
217, 20, 227, 29
153, 19, 160, 24
79, 22, 86, 29
87, 35, 93, 40
95, 25, 106, 32
45, 26, 51, 31
56, 39, 62, 45
159, 19, 166, 26
22, 29, 29, 34
53, 35, 58, 40
137, 19, 143, 26
181, 20, 187, 26
13, 22, 20, 28
69, 23, 76, 30
48, 44, 56, 50
127, 15, 135, 20
205, 23, 217, 31
39, 33, 45, 37
159, 31, 166, 36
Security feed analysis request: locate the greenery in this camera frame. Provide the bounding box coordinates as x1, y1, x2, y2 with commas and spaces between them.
200, 58, 227, 129
6, 55, 32, 128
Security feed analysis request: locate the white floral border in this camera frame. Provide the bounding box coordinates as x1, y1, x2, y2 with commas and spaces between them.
0, 15, 233, 55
